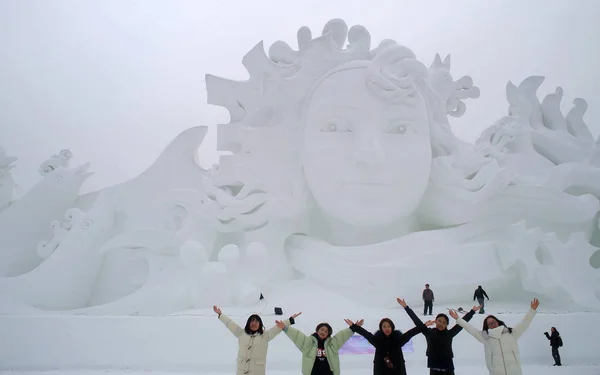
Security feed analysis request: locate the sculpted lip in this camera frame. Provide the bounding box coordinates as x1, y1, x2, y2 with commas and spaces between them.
344, 180, 389, 186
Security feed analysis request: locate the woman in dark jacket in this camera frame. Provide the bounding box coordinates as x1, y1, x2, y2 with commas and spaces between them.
544, 327, 562, 366
347, 298, 422, 375
405, 300, 480, 375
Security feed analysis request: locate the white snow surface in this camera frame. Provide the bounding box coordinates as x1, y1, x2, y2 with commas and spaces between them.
2, 367, 600, 375
1, 280, 599, 373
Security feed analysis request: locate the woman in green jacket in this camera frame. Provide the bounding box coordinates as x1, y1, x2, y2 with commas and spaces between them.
276, 319, 359, 375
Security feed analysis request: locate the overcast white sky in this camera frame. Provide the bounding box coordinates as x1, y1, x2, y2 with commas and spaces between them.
1, 0, 599, 193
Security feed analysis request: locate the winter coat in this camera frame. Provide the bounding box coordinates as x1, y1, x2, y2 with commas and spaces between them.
407, 308, 476, 370
219, 314, 292, 375
456, 308, 537, 375
422, 289, 434, 301
349, 307, 421, 375
284, 326, 354, 375
544, 331, 562, 348
474, 287, 489, 300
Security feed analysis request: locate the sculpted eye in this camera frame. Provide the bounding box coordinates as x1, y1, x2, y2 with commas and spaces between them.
320, 120, 352, 133
386, 122, 415, 135
81, 219, 93, 230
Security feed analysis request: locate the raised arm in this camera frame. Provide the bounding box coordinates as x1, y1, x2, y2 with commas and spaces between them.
398, 326, 422, 346
544, 332, 551, 340
218, 315, 244, 337
329, 327, 354, 352
283, 326, 313, 353
512, 299, 539, 339
397, 298, 428, 334
265, 312, 301, 341
450, 309, 484, 343
213, 305, 244, 337
449, 306, 479, 337
349, 324, 379, 347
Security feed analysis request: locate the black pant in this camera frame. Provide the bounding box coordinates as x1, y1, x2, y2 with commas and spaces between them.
430, 370, 454, 375
552, 347, 561, 365
424, 300, 433, 315
477, 297, 485, 313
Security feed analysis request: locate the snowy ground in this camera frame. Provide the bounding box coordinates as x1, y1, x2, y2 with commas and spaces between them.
1, 280, 599, 373
2, 366, 600, 375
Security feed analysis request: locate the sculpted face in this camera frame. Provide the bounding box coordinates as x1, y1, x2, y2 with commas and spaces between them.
302, 68, 432, 227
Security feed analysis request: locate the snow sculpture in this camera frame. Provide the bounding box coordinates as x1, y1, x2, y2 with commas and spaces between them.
0, 191, 117, 311
207, 18, 600, 309
0, 146, 17, 211
36, 220, 68, 260
0, 161, 91, 276
0, 127, 270, 315
0, 18, 599, 315
38, 149, 73, 176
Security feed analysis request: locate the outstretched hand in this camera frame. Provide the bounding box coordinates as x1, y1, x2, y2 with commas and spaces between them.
344, 319, 364, 327
448, 309, 458, 320
275, 320, 286, 329
396, 298, 407, 308
472, 305, 482, 312
213, 305, 222, 315
291, 312, 302, 319
531, 298, 540, 310
425, 320, 435, 327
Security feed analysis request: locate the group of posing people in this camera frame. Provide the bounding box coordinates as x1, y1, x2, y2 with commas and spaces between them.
214, 297, 542, 375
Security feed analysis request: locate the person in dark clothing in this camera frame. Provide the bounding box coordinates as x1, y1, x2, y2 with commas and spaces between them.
406, 301, 481, 375
544, 327, 563, 366
348, 298, 423, 375
473, 285, 490, 314
423, 284, 434, 315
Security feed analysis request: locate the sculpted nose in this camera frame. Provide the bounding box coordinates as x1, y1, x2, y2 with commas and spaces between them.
352, 134, 385, 167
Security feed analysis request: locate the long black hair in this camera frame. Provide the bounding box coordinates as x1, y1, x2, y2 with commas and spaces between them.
245, 314, 265, 335
482, 315, 512, 334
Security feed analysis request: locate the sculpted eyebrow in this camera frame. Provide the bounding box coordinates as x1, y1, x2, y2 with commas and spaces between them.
312, 105, 359, 113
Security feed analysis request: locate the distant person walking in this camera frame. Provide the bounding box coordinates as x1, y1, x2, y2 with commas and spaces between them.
473, 285, 490, 314
544, 327, 563, 366
423, 284, 434, 315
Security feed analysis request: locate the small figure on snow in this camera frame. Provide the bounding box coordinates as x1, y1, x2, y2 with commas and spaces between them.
473, 285, 490, 314
544, 326, 563, 366
423, 284, 434, 315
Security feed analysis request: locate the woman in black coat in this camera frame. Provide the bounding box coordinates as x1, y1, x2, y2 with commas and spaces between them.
405, 300, 480, 375
544, 327, 562, 366
347, 298, 422, 375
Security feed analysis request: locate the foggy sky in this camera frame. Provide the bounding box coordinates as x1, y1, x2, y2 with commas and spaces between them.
1, 0, 599, 193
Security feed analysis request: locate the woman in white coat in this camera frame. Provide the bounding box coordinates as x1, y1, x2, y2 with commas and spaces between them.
448, 298, 539, 375
213, 305, 302, 375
